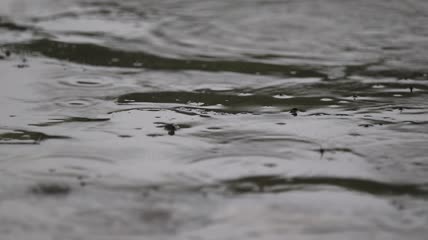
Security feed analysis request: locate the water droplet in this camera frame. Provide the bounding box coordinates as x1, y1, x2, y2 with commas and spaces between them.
238, 93, 253, 96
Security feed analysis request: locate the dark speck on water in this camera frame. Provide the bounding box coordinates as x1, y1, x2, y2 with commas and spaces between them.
119, 134, 132, 138
31, 183, 71, 196
263, 163, 277, 168
17, 64, 28, 68
164, 124, 177, 135
1, 0, 428, 239
319, 148, 325, 158
17, 58, 29, 68
289, 108, 299, 116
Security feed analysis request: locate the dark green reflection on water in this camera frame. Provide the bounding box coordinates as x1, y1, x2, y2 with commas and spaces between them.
0, 129, 69, 144
345, 63, 428, 80
8, 38, 428, 79
0, 17, 30, 31
10, 39, 326, 78
29, 117, 110, 127
223, 175, 428, 197
117, 91, 338, 110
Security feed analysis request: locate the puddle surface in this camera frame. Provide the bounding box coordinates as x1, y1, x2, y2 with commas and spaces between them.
1, 0, 428, 239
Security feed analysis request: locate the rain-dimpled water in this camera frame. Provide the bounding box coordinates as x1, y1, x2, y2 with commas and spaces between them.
1, 0, 428, 239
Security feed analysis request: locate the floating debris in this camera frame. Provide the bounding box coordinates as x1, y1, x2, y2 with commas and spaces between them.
289, 108, 299, 116
164, 124, 177, 135
319, 148, 325, 158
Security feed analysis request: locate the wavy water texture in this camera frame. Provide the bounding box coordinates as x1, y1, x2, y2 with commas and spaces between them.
1, 0, 428, 240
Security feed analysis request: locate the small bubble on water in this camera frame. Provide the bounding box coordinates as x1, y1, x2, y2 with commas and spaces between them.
133, 62, 143, 67
372, 84, 385, 89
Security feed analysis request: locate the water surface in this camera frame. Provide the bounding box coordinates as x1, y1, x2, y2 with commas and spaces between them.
1, 0, 428, 239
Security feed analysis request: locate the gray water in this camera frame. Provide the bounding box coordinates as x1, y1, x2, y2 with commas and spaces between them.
1, 0, 428, 239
